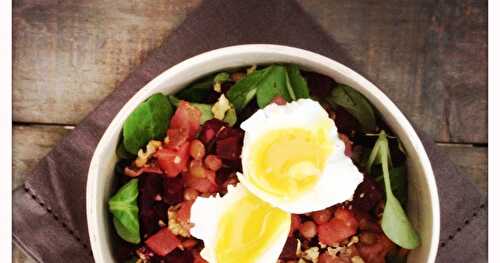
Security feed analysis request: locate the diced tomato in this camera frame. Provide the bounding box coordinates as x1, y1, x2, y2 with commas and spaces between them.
145, 228, 181, 257
272, 95, 287, 105
170, 101, 201, 139
338, 133, 353, 157
205, 169, 217, 186
334, 207, 359, 229
317, 207, 358, 246
165, 128, 189, 149
177, 200, 193, 223
184, 172, 218, 194
356, 233, 395, 263
156, 142, 190, 177
289, 214, 301, 236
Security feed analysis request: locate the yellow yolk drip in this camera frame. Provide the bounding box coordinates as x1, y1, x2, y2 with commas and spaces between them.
249, 121, 333, 199
215, 190, 291, 263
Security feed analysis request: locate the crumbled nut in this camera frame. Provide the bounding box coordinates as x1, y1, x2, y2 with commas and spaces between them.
213, 82, 222, 93
302, 247, 319, 263
296, 239, 302, 257
211, 94, 231, 120
135, 140, 162, 167
351, 256, 365, 263
167, 205, 192, 238
136, 247, 154, 261
158, 220, 166, 227
326, 243, 347, 257
347, 236, 359, 247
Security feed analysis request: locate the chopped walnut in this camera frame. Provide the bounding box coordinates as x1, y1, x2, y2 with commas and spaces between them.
167, 205, 192, 238
296, 239, 302, 257
302, 247, 319, 263
135, 140, 162, 167
136, 247, 154, 262
347, 235, 359, 247
213, 82, 222, 93
211, 94, 231, 120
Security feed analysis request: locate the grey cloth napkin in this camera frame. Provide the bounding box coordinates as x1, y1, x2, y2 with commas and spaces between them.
13, 0, 487, 262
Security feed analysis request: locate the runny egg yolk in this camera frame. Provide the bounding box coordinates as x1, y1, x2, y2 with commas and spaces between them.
249, 121, 333, 199
215, 190, 290, 263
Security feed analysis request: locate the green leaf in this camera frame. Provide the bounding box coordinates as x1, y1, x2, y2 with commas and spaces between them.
195, 103, 214, 124
368, 131, 420, 249
226, 67, 269, 111
389, 166, 408, 205
256, 65, 290, 108
286, 64, 310, 99
167, 95, 214, 124
214, 72, 230, 83
108, 179, 140, 244
223, 108, 237, 127
175, 75, 214, 103
328, 84, 377, 132
123, 93, 173, 155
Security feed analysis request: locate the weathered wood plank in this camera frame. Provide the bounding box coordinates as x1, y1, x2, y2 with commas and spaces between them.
436, 143, 488, 193
12, 125, 72, 189
13, 0, 201, 125
298, 0, 487, 143
13, 0, 486, 144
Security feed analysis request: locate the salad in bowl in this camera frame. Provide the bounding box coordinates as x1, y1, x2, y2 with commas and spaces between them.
107, 64, 420, 263
87, 45, 439, 263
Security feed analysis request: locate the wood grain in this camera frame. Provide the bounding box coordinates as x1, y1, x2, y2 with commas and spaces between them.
13, 0, 486, 144
12, 0, 487, 262
298, 0, 487, 144
13, 0, 201, 125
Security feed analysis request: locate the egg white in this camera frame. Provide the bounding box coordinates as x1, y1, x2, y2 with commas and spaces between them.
238, 98, 364, 214
190, 184, 291, 263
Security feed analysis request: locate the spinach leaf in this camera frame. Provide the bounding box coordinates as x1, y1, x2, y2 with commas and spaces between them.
123, 93, 173, 155
328, 84, 377, 132
108, 178, 140, 244
226, 67, 270, 111
256, 65, 290, 108
367, 131, 420, 249
286, 64, 310, 99
175, 75, 214, 103
167, 95, 214, 124
214, 72, 230, 83
375, 166, 408, 206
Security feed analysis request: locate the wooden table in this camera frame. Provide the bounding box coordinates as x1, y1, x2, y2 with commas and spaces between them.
12, 0, 487, 262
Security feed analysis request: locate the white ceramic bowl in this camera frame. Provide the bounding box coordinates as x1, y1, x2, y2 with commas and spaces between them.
87, 44, 440, 263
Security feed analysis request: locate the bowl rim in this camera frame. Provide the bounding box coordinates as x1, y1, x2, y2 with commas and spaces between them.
86, 44, 440, 262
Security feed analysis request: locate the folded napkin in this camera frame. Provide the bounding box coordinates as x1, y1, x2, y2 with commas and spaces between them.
13, 0, 486, 262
